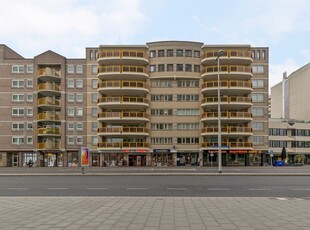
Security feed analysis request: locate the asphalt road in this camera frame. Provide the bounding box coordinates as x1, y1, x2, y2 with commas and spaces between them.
1, 175, 310, 197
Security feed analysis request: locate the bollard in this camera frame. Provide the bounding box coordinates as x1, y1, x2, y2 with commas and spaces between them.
81, 167, 85, 174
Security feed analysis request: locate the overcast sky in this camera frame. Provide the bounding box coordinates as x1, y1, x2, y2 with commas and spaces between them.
1, 0, 309, 88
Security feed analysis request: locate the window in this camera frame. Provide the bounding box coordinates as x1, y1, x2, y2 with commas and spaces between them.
92, 107, 98, 117
151, 138, 173, 144
92, 136, 98, 145
252, 107, 264, 116
67, 94, 74, 102
12, 94, 24, 102
177, 80, 199, 87
26, 94, 33, 102
90, 50, 94, 60
67, 65, 75, 74
150, 50, 156, 58
67, 79, 74, 88
151, 80, 172, 87
76, 108, 83, 116
92, 93, 98, 103
76, 94, 83, 102
76, 136, 83, 145
67, 122, 74, 131
185, 50, 192, 57
262, 50, 266, 60
26, 108, 33, 116
194, 50, 200, 58
185, 64, 192, 72
252, 136, 264, 145
27, 136, 33, 144
256, 50, 260, 60
92, 65, 98, 74
26, 65, 33, 73
251, 50, 255, 59
12, 108, 24, 117
269, 128, 287, 136
151, 123, 173, 130
26, 79, 33, 88
12, 123, 25, 131
252, 65, 264, 74
269, 141, 287, 148
92, 79, 98, 88
67, 136, 75, 144
150, 65, 156, 72
176, 64, 183, 71
252, 79, 264, 88
12, 80, 24, 88
67, 108, 74, 117
167, 64, 173, 71
158, 64, 165, 72
167, 49, 173, 57
252, 93, 264, 102
151, 109, 173, 116
252, 122, 264, 131
76, 122, 83, 131
176, 109, 199, 116
177, 123, 199, 130
76, 65, 83, 74
26, 122, 33, 131
92, 122, 98, 131
194, 65, 200, 72
177, 137, 199, 144
12, 136, 24, 145
176, 95, 199, 101
158, 50, 165, 57
176, 49, 183, 57
76, 79, 83, 88
12, 65, 25, 74
151, 95, 173, 101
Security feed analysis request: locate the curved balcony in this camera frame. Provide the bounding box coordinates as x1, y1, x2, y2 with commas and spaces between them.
37, 97, 60, 109
97, 111, 149, 123
201, 111, 252, 123
98, 127, 149, 136
37, 112, 61, 122
97, 142, 150, 150
201, 65, 252, 81
37, 127, 61, 136
98, 50, 149, 66
37, 83, 61, 96
97, 65, 148, 81
37, 67, 61, 82
201, 96, 252, 110
201, 127, 252, 136
201, 142, 253, 149
98, 80, 149, 95
201, 50, 252, 66
37, 141, 61, 150
201, 80, 252, 95
97, 96, 149, 109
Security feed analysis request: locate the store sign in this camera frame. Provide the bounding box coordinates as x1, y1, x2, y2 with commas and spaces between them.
153, 149, 170, 153
80, 147, 89, 167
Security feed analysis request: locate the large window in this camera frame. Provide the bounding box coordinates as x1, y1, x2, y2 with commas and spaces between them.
269, 141, 287, 148
252, 136, 265, 145
176, 49, 183, 57
167, 49, 174, 57
12, 80, 24, 88
151, 109, 173, 116
252, 93, 264, 102
67, 65, 75, 74
291, 129, 310, 136
12, 136, 25, 145
151, 138, 173, 144
252, 122, 264, 131
76, 79, 83, 88
252, 79, 264, 88
176, 109, 199, 116
151, 123, 173, 130
269, 128, 287, 136
177, 123, 199, 130
252, 107, 264, 117
76, 65, 84, 74
177, 80, 199, 87
12, 94, 24, 102
12, 108, 24, 117
252, 65, 264, 74
12, 123, 25, 131
151, 95, 173, 101
177, 137, 199, 144
151, 80, 172, 88
176, 95, 199, 102
12, 65, 25, 74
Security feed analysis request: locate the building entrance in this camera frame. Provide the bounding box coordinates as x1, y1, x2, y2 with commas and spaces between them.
129, 155, 146, 166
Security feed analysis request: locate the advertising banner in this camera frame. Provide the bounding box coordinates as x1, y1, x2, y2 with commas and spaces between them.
80, 147, 89, 167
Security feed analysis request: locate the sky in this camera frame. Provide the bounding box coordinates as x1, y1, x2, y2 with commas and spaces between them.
0, 0, 309, 89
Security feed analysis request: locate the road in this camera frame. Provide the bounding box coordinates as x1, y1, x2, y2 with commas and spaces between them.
1, 175, 310, 197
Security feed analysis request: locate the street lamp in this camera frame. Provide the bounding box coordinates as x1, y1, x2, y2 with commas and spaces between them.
215, 49, 224, 174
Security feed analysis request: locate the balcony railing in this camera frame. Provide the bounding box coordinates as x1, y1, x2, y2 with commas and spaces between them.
98, 111, 149, 119
98, 50, 147, 59
201, 80, 251, 89
97, 65, 148, 74
37, 142, 60, 149
202, 50, 251, 59
98, 80, 147, 89
202, 65, 252, 75
37, 67, 61, 78
37, 112, 60, 121
98, 142, 149, 148
202, 127, 252, 134
37, 97, 60, 106
37, 83, 61, 91
201, 142, 253, 148
98, 127, 149, 133
98, 96, 148, 104
201, 96, 251, 104
37, 127, 60, 135
201, 111, 252, 119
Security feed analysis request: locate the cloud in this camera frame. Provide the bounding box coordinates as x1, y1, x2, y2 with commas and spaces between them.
0, 0, 146, 57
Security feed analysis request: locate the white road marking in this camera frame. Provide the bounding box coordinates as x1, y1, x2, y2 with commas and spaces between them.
290, 188, 310, 191
86, 188, 108, 190
126, 188, 149, 190
276, 197, 288, 200
167, 188, 187, 190
8, 188, 28, 190
207, 188, 229, 191
248, 188, 271, 191
47, 188, 69, 190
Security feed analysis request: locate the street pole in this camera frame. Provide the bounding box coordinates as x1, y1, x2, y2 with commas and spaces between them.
216, 50, 224, 174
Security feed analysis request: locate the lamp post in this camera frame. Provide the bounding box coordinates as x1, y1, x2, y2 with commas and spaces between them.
215, 50, 224, 174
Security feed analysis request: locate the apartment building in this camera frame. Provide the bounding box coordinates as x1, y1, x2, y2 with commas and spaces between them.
0, 41, 269, 167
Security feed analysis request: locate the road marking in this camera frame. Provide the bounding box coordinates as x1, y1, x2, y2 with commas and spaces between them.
207, 188, 229, 191
47, 188, 69, 190
126, 188, 149, 190
167, 188, 187, 190
276, 197, 288, 201
248, 188, 271, 191
8, 188, 28, 190
86, 188, 108, 190
291, 188, 310, 191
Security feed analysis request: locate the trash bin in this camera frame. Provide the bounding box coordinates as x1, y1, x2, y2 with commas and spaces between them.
274, 160, 284, 167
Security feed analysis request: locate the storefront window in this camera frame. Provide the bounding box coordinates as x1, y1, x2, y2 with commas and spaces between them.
23, 153, 37, 167
151, 153, 173, 166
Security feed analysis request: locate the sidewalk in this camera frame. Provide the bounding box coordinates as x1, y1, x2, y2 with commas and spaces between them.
1, 196, 310, 230
1, 165, 310, 176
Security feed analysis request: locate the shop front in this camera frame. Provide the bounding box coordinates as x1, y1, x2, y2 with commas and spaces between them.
151, 149, 175, 166
41, 152, 64, 167
177, 151, 199, 166
103, 152, 124, 166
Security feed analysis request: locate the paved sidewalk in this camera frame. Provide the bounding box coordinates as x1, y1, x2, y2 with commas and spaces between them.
0, 165, 310, 176
0, 196, 310, 230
